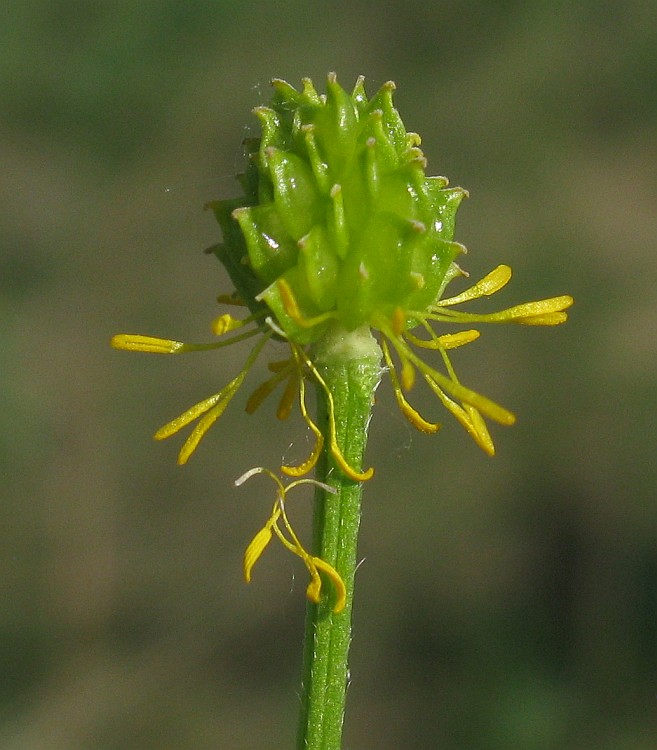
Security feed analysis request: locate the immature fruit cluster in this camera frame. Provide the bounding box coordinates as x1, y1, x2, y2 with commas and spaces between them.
208, 73, 467, 344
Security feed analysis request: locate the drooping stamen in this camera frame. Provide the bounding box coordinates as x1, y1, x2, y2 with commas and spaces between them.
294, 344, 374, 482
310, 556, 347, 613
154, 332, 272, 463
281, 348, 324, 477
423, 375, 495, 455
382, 340, 440, 434
385, 321, 496, 450
435, 344, 496, 456
384, 329, 515, 430
243, 524, 274, 583
272, 479, 345, 612
237, 468, 345, 613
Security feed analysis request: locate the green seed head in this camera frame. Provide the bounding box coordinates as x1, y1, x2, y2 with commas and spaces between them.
208, 73, 467, 343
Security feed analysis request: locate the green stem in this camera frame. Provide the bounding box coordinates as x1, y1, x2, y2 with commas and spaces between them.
296, 325, 382, 750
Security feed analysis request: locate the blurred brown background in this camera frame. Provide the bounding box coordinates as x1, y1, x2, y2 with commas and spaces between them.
2, 1, 656, 748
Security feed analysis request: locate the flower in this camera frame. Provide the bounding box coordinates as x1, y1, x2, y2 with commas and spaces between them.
111, 73, 572, 603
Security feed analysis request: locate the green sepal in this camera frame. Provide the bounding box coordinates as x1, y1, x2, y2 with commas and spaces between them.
254, 107, 287, 160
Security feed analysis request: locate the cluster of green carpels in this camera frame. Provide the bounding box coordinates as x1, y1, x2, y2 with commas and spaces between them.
206, 72, 467, 344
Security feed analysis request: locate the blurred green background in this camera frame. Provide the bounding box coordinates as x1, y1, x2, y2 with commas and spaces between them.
2, 1, 656, 748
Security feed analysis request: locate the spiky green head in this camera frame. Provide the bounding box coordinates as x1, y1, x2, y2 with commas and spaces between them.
208, 73, 467, 344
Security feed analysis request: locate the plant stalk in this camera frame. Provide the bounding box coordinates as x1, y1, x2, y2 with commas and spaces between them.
296, 325, 382, 750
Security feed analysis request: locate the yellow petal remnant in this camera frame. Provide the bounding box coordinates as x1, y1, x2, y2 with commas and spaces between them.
237, 468, 346, 613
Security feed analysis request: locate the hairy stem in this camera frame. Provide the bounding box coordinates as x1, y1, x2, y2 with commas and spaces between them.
296, 325, 382, 750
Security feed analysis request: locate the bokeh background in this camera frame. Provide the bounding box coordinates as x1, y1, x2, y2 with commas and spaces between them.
2, 2, 656, 748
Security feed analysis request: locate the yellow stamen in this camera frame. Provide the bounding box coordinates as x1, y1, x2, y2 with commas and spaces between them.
276, 278, 337, 329
516, 311, 569, 326
276, 372, 298, 420
464, 405, 495, 456
391, 306, 406, 336
295, 345, 374, 481
436, 264, 512, 307
435, 344, 497, 455
245, 361, 294, 415
400, 358, 415, 391
243, 524, 274, 583
388, 331, 515, 428
272, 481, 345, 613
112, 327, 263, 354
176, 388, 240, 464
382, 340, 440, 434
406, 326, 480, 350
311, 557, 347, 613
211, 313, 245, 336
499, 295, 574, 323
430, 293, 573, 327
153, 333, 271, 463
437, 330, 481, 348
154, 391, 224, 441
423, 376, 495, 455
237, 469, 345, 613
111, 334, 185, 353
278, 278, 302, 320
281, 360, 324, 477
305, 566, 323, 605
